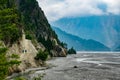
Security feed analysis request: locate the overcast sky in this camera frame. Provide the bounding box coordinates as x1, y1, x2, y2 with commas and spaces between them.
37, 0, 120, 22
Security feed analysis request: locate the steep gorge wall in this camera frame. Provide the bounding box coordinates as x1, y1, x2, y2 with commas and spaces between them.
4, 0, 67, 73
7, 33, 40, 73
15, 0, 66, 56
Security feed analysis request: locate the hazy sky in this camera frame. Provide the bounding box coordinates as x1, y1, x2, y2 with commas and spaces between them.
37, 0, 120, 22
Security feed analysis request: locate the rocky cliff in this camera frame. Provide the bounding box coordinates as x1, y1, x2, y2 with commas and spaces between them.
15, 0, 66, 57
0, 0, 66, 74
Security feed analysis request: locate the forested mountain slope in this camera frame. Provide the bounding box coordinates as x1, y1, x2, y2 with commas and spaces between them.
0, 0, 66, 79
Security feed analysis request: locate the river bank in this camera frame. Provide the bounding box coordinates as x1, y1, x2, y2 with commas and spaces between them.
8, 52, 120, 80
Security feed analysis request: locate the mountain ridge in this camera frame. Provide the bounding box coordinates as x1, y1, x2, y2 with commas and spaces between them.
52, 15, 120, 48
53, 27, 110, 51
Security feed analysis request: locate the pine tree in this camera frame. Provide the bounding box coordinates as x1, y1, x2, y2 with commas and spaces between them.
0, 0, 21, 45
0, 0, 21, 79
0, 47, 8, 80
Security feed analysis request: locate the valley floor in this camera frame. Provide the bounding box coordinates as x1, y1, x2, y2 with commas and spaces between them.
9, 52, 120, 80
40, 52, 120, 80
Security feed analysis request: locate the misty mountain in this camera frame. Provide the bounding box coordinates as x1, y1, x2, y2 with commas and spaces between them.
52, 15, 120, 49
114, 45, 120, 51
53, 27, 110, 51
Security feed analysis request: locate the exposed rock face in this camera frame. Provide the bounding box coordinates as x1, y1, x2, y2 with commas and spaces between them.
6, 0, 67, 73
54, 46, 67, 57
7, 33, 66, 73
15, 0, 66, 57
51, 46, 67, 57
7, 33, 40, 72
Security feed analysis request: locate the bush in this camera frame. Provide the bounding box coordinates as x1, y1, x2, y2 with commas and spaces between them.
33, 76, 41, 80
9, 60, 21, 66
25, 34, 32, 40
10, 54, 20, 59
0, 47, 7, 53
67, 47, 76, 54
60, 42, 67, 49
35, 50, 48, 61
0, 47, 21, 80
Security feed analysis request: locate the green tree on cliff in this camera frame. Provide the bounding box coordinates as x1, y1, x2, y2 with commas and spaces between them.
0, 0, 21, 45
0, 0, 21, 79
0, 47, 8, 80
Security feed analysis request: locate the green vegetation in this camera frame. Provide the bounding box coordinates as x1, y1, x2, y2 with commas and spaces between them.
67, 47, 76, 54
0, 0, 22, 45
25, 31, 33, 40
60, 42, 67, 49
0, 0, 22, 79
25, 33, 32, 40
38, 36, 54, 54
0, 47, 7, 53
0, 0, 67, 79
33, 77, 41, 80
18, 0, 62, 56
9, 60, 21, 66
0, 48, 8, 80
10, 54, 20, 59
33, 75, 41, 80
0, 47, 21, 80
14, 76, 27, 80
9, 54, 21, 66
35, 50, 48, 61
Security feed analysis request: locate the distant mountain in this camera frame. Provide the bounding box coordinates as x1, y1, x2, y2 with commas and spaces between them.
52, 15, 120, 48
52, 27, 110, 51
114, 45, 120, 51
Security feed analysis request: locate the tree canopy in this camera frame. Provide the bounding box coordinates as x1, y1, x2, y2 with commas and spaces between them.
0, 0, 21, 45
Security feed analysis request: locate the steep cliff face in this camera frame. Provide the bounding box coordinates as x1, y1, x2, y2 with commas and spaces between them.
17, 0, 53, 38
0, 0, 66, 74
15, 0, 66, 57
7, 33, 39, 73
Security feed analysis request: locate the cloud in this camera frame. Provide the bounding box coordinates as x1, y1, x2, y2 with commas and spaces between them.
102, 0, 120, 15
37, 0, 120, 21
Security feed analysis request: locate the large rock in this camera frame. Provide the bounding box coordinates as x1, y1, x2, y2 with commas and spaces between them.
51, 45, 67, 57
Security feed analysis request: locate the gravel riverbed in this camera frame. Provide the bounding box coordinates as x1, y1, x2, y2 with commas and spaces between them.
40, 53, 120, 80
9, 52, 120, 80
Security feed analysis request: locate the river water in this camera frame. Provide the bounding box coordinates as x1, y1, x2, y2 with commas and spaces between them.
9, 52, 120, 80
